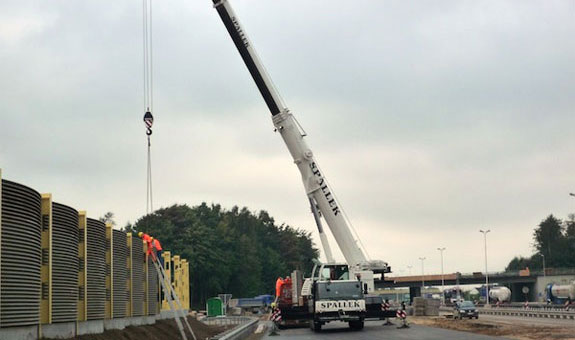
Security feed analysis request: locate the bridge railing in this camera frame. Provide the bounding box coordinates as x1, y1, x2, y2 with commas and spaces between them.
384, 268, 575, 281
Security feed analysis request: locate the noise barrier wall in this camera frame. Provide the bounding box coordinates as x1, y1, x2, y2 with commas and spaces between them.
148, 258, 158, 315
0, 179, 42, 327
86, 218, 106, 320
0, 173, 189, 339
51, 202, 79, 323
131, 239, 145, 317
112, 230, 128, 318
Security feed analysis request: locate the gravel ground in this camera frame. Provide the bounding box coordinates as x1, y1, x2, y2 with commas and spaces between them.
410, 316, 575, 340
43, 317, 230, 340
261, 320, 505, 339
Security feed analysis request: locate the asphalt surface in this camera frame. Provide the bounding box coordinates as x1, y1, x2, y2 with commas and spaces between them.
263, 320, 506, 339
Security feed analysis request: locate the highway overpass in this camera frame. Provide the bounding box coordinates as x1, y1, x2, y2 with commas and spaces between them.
375, 268, 575, 302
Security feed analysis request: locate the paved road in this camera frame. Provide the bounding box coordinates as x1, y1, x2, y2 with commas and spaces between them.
262, 320, 506, 340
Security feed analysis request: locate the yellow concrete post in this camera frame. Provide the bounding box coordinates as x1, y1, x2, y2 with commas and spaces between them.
143, 239, 149, 315
40, 194, 52, 324
77, 211, 88, 322
182, 259, 190, 310
161, 251, 172, 311
172, 255, 181, 308
105, 223, 113, 319
126, 233, 133, 317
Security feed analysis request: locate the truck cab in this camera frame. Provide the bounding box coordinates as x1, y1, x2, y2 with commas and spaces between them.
309, 280, 366, 331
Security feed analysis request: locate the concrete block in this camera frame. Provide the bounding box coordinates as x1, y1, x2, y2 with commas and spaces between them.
41, 322, 76, 339
104, 318, 127, 331
159, 310, 177, 319
0, 325, 38, 340
142, 316, 156, 325
159, 309, 188, 320
124, 316, 147, 327
77, 320, 104, 336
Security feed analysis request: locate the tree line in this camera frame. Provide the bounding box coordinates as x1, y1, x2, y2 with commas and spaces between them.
128, 203, 319, 308
506, 214, 575, 271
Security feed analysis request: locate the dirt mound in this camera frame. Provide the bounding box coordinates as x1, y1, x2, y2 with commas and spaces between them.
58, 317, 229, 340
411, 316, 575, 340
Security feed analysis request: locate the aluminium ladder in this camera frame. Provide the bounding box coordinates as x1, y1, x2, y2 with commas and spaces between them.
151, 255, 197, 340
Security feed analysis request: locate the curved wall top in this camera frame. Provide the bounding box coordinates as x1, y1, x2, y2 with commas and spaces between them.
86, 218, 106, 320
1, 179, 42, 327
51, 202, 79, 323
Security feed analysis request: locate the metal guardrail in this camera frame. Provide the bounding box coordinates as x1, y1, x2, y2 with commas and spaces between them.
207, 317, 259, 340
490, 302, 575, 311
203, 316, 254, 326
439, 306, 575, 320
479, 307, 575, 320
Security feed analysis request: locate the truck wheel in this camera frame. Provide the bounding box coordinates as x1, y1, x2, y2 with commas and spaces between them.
310, 321, 321, 332
349, 321, 364, 330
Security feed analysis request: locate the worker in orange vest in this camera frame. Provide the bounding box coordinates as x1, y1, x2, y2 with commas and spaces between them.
151, 237, 163, 266
275, 277, 285, 298
138, 232, 154, 257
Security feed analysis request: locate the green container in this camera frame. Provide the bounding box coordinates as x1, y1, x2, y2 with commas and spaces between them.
206, 297, 223, 317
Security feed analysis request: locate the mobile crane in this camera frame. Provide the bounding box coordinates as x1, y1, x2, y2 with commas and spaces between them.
211, 0, 393, 330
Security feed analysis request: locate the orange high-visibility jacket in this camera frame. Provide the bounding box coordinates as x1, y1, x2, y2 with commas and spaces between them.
275, 277, 285, 297
141, 233, 153, 255
152, 238, 162, 251
141, 233, 152, 243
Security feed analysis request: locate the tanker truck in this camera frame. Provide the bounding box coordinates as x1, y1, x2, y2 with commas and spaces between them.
546, 281, 575, 305
489, 286, 511, 303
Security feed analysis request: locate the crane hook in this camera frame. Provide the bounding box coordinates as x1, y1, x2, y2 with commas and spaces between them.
144, 111, 154, 135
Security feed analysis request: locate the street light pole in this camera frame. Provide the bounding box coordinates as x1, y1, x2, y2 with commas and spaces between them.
437, 247, 446, 305
480, 229, 491, 305
407, 265, 413, 276
419, 257, 426, 289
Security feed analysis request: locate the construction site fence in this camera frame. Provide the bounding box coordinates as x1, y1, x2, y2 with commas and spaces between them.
0, 172, 190, 332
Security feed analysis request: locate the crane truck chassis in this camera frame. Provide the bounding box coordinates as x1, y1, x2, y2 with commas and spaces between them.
309, 279, 366, 331
275, 267, 398, 331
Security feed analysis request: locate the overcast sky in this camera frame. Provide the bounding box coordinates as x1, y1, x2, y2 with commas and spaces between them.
1, 1, 574, 277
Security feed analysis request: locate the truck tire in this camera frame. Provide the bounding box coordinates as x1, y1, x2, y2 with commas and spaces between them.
349, 320, 364, 330
310, 320, 321, 332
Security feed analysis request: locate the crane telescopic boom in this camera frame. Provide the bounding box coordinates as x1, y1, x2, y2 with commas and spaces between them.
309, 198, 335, 264
212, 0, 389, 289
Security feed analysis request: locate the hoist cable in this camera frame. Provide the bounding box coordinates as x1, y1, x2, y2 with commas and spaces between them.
142, 0, 154, 215
142, 0, 149, 110
148, 0, 154, 112
146, 136, 154, 214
